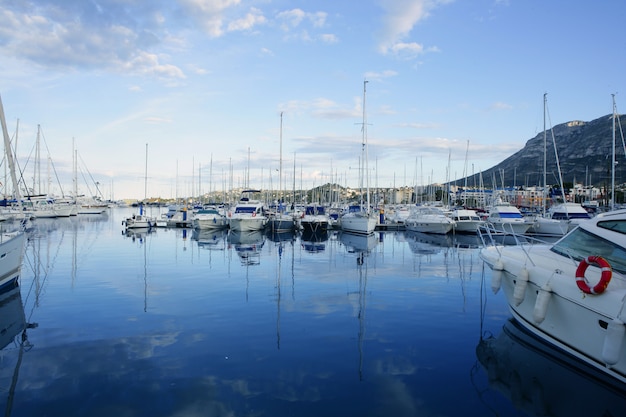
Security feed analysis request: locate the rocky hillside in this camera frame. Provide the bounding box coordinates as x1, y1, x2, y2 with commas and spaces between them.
478, 113, 626, 189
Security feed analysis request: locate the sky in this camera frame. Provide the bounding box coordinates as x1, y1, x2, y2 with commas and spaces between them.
0, 0, 624, 201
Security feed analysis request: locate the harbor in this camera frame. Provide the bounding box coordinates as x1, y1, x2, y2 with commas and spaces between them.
0, 207, 624, 416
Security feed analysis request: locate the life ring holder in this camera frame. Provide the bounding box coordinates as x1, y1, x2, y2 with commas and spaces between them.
575, 255, 612, 295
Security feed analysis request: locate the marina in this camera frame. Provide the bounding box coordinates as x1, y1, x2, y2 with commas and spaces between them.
0, 208, 624, 416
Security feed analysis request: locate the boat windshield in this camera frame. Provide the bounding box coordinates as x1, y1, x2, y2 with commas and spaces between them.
550, 227, 626, 274
305, 206, 325, 215
551, 212, 592, 220
235, 207, 257, 214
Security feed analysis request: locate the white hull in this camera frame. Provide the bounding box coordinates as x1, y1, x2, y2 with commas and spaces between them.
405, 206, 455, 235
124, 214, 154, 229
527, 216, 569, 236
481, 223, 626, 384
193, 218, 228, 230
340, 213, 377, 235
79, 206, 107, 214
54, 205, 74, 217
405, 221, 453, 234
30, 209, 57, 219
453, 221, 484, 233
229, 216, 267, 232
450, 209, 484, 234
0, 232, 25, 289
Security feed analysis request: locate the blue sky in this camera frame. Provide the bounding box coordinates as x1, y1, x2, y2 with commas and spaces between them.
0, 0, 624, 200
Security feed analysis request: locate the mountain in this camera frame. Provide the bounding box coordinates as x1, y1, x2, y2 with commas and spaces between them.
476, 113, 626, 189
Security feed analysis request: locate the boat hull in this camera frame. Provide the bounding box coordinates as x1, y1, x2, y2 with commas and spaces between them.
340, 213, 377, 235
405, 221, 454, 234
527, 216, 569, 236
453, 221, 484, 233
193, 218, 228, 230
0, 232, 25, 290
300, 218, 329, 233
229, 216, 267, 232
481, 244, 626, 384
268, 219, 294, 232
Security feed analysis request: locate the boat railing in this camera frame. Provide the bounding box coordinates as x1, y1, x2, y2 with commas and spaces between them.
478, 224, 554, 268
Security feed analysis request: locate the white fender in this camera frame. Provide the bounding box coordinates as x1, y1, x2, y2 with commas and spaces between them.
532, 284, 552, 324
513, 268, 529, 306
602, 319, 625, 366
491, 260, 505, 294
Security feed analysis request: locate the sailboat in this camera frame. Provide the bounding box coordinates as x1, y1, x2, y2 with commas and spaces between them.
0, 94, 27, 290
267, 112, 295, 233
340, 80, 377, 235
527, 94, 570, 236
123, 144, 155, 230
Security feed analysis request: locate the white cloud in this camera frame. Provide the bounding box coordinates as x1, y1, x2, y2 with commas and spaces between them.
308, 11, 328, 28
490, 102, 513, 111
320, 33, 338, 43
277, 8, 306, 30
376, 0, 450, 57
122, 52, 186, 79
364, 70, 398, 81
227, 8, 267, 32
179, 0, 241, 37
276, 9, 328, 32
0, 2, 188, 81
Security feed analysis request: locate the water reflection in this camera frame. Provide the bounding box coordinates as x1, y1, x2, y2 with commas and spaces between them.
123, 227, 152, 242
192, 229, 228, 250
227, 230, 265, 265
339, 232, 378, 254
476, 318, 626, 416
0, 279, 37, 416
0, 281, 28, 350
6, 208, 590, 416
452, 233, 482, 248
265, 229, 296, 243
300, 229, 329, 253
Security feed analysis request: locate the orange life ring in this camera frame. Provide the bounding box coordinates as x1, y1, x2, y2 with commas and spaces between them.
575, 255, 612, 295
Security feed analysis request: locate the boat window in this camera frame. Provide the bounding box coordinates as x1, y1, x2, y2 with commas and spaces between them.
498, 213, 523, 219
597, 220, 626, 235
550, 228, 626, 274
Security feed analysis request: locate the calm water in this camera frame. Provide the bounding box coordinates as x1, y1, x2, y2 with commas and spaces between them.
1, 208, 624, 416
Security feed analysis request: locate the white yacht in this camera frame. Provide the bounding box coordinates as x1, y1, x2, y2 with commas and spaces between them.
405, 205, 455, 235
486, 200, 532, 235
480, 209, 626, 384
228, 190, 268, 232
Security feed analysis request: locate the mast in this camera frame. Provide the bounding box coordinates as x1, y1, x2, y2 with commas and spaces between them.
0, 95, 21, 208
611, 94, 616, 211
279, 112, 283, 209
362, 79, 370, 213
35, 124, 41, 195
144, 143, 148, 201
543, 93, 547, 215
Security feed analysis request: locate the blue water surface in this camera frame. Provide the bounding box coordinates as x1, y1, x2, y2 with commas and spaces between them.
1, 208, 623, 416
